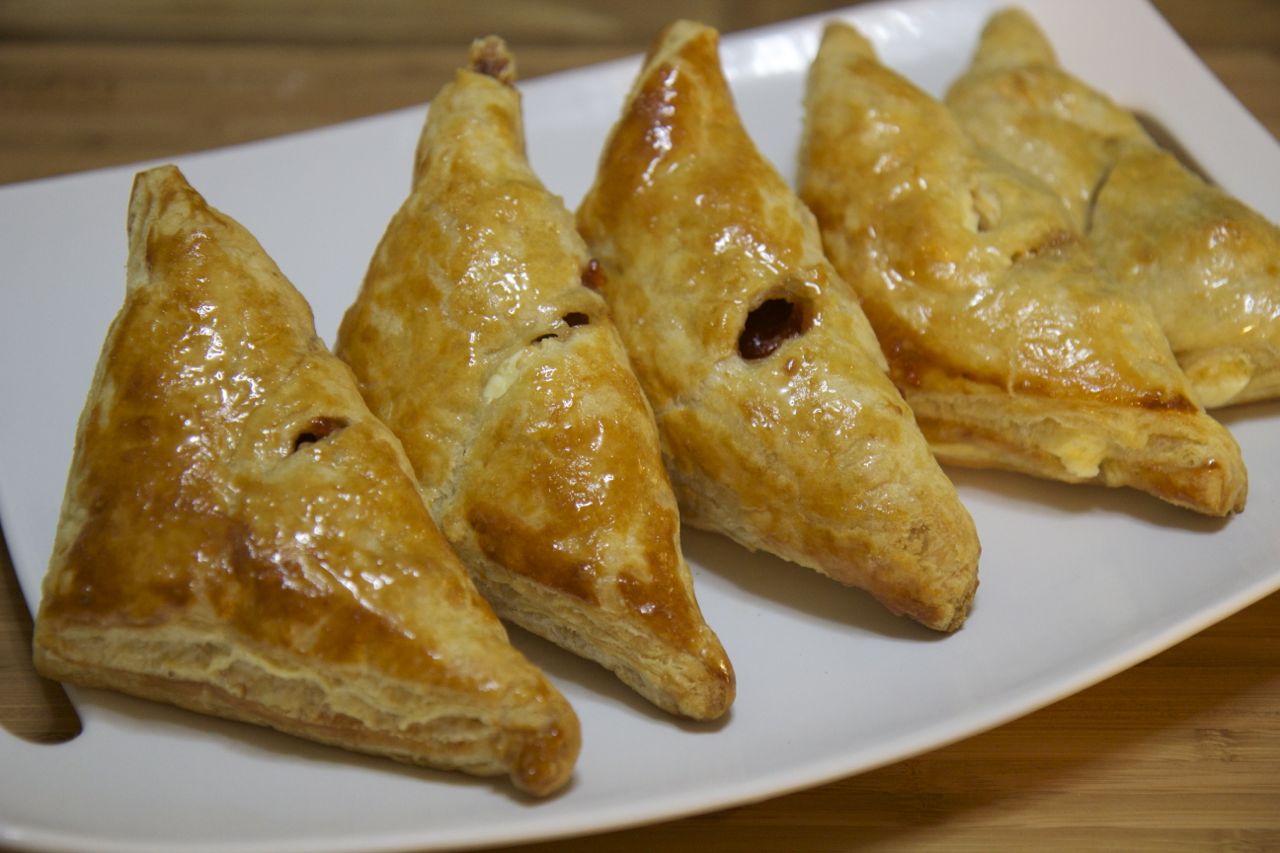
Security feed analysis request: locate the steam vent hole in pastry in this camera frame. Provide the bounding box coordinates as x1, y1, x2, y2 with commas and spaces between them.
738, 297, 808, 360
532, 312, 591, 344
291, 416, 349, 452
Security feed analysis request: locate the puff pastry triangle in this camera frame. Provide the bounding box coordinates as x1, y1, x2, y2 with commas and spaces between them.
336, 38, 734, 719
946, 8, 1280, 408
33, 165, 579, 796
576, 21, 980, 632
799, 22, 1246, 516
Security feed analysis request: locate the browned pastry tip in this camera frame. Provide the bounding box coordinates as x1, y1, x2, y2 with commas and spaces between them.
971, 7, 1059, 72
469, 35, 517, 85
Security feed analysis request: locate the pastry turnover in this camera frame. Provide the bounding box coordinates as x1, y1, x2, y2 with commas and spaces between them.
576, 21, 980, 632
33, 166, 579, 797
336, 38, 734, 719
946, 8, 1280, 408
799, 22, 1246, 516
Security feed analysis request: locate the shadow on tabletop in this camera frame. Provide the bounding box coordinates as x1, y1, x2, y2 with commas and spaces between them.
0, 522, 82, 745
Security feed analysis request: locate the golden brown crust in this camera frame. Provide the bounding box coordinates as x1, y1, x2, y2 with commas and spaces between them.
946, 8, 1280, 408
33, 165, 579, 796
336, 38, 734, 719
577, 21, 980, 632
799, 22, 1246, 517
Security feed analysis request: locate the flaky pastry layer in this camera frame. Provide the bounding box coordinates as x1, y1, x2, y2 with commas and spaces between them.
37, 624, 571, 786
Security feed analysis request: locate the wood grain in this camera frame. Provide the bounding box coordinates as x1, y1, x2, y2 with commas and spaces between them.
1, 1, 1278, 849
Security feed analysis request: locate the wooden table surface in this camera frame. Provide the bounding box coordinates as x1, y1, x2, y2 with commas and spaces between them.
2, 1, 1278, 850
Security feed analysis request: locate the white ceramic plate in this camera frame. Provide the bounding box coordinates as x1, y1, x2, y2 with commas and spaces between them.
2, 0, 1278, 850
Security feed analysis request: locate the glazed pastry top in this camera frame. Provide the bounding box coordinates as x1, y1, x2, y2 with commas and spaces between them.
946, 8, 1280, 407
336, 40, 733, 697
579, 21, 980, 632
36, 167, 579, 795
801, 22, 1196, 413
